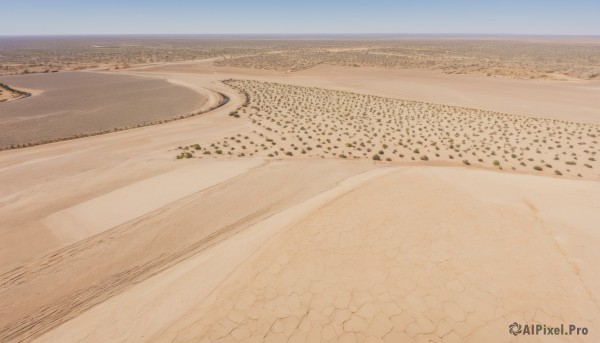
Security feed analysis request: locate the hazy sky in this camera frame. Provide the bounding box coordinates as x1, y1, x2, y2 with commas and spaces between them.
1, 0, 599, 35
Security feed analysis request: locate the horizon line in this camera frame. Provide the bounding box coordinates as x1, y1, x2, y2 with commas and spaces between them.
1, 33, 599, 38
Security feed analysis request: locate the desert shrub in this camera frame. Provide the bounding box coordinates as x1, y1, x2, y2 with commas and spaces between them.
420, 155, 429, 161
533, 166, 543, 171
554, 170, 562, 175
462, 160, 470, 165
493, 160, 500, 166
372, 154, 381, 161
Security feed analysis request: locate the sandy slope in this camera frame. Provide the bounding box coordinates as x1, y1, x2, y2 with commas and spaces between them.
0, 63, 599, 343
30, 166, 600, 343
32, 165, 394, 343
153, 166, 598, 343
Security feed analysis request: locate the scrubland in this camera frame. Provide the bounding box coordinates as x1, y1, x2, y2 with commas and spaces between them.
2, 36, 599, 80
180, 79, 600, 180
215, 39, 600, 80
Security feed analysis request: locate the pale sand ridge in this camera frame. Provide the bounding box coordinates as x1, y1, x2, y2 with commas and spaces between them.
42, 160, 263, 243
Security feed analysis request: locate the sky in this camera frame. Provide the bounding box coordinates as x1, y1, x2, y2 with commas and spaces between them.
1, 0, 599, 36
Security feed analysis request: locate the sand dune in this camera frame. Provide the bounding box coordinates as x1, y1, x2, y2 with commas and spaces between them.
26, 166, 600, 343
0, 61, 599, 343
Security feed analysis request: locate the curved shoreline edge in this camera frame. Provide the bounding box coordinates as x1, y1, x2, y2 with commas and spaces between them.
0, 91, 230, 151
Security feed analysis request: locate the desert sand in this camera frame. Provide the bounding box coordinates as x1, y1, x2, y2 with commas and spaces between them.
0, 52, 599, 343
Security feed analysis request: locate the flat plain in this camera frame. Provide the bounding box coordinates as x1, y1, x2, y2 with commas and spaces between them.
0, 72, 208, 148
0, 36, 599, 343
